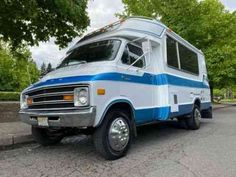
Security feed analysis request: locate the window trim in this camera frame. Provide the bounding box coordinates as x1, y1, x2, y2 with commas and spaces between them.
178, 42, 199, 75
166, 35, 179, 70
166, 35, 200, 76
176, 42, 181, 70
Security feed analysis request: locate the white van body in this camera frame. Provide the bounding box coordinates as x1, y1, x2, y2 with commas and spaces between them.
20, 17, 212, 159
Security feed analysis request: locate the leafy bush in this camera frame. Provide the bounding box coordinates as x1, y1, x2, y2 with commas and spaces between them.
213, 89, 224, 98
0, 92, 20, 101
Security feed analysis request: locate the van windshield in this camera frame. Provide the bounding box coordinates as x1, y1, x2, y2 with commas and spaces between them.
58, 39, 121, 68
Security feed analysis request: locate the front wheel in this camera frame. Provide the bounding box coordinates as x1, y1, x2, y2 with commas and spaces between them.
32, 127, 64, 146
93, 109, 132, 160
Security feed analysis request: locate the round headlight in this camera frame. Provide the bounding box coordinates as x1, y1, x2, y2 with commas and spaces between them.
74, 87, 89, 106
78, 89, 88, 105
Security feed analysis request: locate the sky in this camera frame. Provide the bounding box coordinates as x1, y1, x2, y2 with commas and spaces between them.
30, 0, 236, 68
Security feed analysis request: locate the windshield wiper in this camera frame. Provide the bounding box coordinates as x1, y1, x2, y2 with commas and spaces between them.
57, 60, 87, 69
78, 60, 87, 64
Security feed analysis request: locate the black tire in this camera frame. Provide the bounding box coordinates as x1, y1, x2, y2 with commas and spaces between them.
177, 117, 188, 129
32, 126, 63, 146
201, 107, 213, 118
186, 105, 201, 130
93, 109, 132, 160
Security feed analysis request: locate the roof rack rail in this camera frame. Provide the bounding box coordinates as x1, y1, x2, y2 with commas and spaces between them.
77, 16, 164, 44
78, 19, 125, 43
127, 16, 155, 21
127, 16, 165, 26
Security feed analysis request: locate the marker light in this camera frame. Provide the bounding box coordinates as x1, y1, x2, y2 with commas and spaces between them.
97, 88, 106, 95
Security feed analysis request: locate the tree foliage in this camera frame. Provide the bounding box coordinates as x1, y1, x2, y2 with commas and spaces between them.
0, 0, 89, 48
46, 63, 53, 73
40, 62, 53, 76
0, 42, 40, 91
122, 0, 236, 88
40, 62, 47, 76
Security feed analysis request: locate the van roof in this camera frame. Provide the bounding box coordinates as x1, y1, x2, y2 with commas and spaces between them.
71, 16, 203, 55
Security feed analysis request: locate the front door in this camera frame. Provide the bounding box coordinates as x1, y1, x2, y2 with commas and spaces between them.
118, 43, 154, 124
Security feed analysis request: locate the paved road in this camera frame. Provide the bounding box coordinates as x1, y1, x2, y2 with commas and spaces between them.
0, 107, 236, 177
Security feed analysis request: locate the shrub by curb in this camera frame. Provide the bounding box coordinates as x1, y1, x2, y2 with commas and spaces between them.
0, 92, 20, 101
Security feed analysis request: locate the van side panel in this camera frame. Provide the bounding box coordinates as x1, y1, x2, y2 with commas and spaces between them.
162, 33, 211, 119
92, 32, 211, 126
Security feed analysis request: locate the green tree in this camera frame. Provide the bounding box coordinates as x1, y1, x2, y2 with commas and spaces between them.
40, 62, 47, 76
122, 0, 236, 89
0, 43, 40, 91
0, 0, 90, 49
0, 47, 16, 91
46, 63, 53, 73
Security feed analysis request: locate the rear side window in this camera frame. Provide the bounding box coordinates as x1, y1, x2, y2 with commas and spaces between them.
179, 43, 199, 75
166, 35, 199, 75
167, 36, 179, 68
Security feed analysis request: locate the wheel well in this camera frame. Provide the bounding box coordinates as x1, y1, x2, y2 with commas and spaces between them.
194, 99, 201, 109
106, 102, 134, 120
101, 102, 137, 137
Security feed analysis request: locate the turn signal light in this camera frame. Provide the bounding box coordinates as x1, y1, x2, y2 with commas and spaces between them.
63, 95, 74, 101
27, 97, 33, 105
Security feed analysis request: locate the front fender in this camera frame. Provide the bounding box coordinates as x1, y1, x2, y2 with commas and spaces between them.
94, 97, 135, 127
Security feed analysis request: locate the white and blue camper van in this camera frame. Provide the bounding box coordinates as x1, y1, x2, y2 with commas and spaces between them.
20, 17, 212, 160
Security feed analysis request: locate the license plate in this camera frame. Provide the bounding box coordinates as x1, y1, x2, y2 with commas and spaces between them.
37, 117, 49, 127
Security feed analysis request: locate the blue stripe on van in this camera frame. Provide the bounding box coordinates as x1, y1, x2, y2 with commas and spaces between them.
135, 102, 211, 124
29, 72, 209, 90
201, 102, 212, 110
135, 106, 170, 124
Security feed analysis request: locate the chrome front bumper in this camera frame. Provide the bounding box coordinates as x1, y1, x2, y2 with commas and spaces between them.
19, 107, 96, 128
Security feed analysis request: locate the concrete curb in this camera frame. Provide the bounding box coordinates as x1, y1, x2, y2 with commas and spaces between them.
0, 134, 34, 150
212, 104, 236, 110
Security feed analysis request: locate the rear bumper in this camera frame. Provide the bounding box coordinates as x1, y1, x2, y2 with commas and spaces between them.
19, 107, 96, 128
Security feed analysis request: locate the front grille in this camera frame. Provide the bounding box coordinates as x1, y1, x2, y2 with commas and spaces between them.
28, 103, 75, 110
25, 84, 84, 110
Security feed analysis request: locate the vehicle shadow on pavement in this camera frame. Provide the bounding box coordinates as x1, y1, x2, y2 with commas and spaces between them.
28, 120, 212, 162
59, 120, 210, 151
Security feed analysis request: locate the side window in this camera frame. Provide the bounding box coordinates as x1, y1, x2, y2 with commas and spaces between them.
178, 43, 199, 75
121, 44, 145, 68
167, 36, 179, 68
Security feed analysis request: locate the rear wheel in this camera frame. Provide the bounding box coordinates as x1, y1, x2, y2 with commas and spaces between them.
186, 105, 201, 130
177, 117, 188, 129
32, 127, 63, 146
93, 109, 132, 160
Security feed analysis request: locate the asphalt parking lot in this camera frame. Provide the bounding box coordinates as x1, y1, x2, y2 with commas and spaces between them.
0, 106, 235, 177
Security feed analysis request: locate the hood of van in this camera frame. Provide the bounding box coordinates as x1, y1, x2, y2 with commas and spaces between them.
27, 62, 116, 91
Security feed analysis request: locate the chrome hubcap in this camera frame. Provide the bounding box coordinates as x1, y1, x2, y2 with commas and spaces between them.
194, 108, 201, 126
108, 117, 130, 151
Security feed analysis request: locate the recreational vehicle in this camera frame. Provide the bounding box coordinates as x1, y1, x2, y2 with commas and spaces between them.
20, 17, 212, 160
